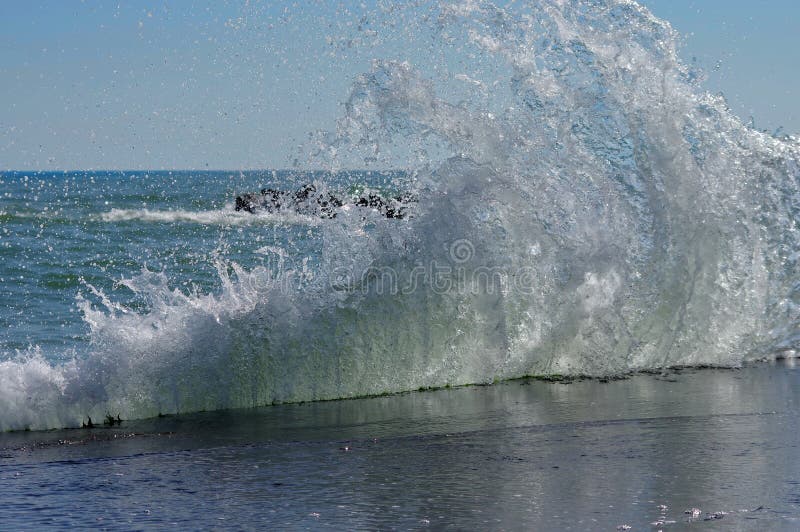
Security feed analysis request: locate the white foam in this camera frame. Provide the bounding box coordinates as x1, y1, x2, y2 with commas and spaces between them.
99, 208, 319, 226
0, 349, 77, 431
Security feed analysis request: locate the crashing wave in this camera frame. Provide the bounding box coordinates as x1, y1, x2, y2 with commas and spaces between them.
2, 0, 799, 431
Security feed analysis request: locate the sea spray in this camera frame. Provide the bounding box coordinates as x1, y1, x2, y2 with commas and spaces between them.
1, 0, 799, 431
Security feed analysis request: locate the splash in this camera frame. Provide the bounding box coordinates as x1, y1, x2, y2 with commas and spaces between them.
2, 0, 799, 431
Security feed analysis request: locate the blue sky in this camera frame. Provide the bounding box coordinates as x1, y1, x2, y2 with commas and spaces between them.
1, 1, 797, 170
643, 0, 798, 135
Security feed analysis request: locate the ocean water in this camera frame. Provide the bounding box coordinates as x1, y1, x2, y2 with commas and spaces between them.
2, 0, 800, 527
0, 168, 399, 356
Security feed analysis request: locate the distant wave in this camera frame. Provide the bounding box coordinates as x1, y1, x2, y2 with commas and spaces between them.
99, 208, 319, 226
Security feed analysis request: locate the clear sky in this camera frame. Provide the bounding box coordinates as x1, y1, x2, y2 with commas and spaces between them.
1, 1, 797, 171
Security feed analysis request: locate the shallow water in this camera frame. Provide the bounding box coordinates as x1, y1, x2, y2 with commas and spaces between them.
1, 361, 798, 530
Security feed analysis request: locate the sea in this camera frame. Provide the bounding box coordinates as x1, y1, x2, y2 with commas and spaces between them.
2, 0, 800, 529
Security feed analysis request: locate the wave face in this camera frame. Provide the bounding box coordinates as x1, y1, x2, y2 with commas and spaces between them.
3, 0, 800, 431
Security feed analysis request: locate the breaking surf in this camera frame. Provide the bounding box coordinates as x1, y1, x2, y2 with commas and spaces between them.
2, 0, 799, 431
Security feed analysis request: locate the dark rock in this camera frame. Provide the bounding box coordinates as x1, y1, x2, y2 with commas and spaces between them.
235, 184, 415, 219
